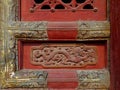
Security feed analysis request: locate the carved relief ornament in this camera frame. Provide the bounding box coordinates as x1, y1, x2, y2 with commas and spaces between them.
31, 44, 97, 67
77, 69, 110, 89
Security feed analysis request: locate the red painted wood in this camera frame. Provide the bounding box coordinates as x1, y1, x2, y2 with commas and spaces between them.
47, 22, 78, 40
47, 69, 78, 89
48, 82, 78, 89
110, 0, 120, 90
18, 0, 109, 89
20, 0, 107, 21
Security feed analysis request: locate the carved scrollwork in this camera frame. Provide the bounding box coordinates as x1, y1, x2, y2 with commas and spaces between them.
8, 21, 48, 30
13, 30, 48, 39
31, 43, 97, 67
78, 21, 110, 30
77, 21, 110, 39
77, 30, 110, 39
77, 69, 110, 89
6, 70, 48, 88
0, 29, 49, 88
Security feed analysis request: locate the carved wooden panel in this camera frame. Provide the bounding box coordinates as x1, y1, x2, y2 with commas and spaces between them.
31, 44, 97, 67
30, 0, 97, 11
0, 0, 110, 89
18, 41, 107, 69
20, 0, 107, 21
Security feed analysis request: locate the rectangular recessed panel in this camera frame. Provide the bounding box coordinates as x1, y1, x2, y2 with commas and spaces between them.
20, 0, 107, 21
18, 41, 107, 69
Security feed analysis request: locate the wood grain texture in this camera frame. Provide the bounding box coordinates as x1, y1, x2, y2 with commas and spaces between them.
110, 0, 120, 90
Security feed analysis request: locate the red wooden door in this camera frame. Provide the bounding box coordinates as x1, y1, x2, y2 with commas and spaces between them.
110, 0, 120, 90
19, 0, 109, 89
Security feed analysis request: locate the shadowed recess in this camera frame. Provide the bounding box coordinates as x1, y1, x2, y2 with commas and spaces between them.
83, 4, 93, 9
34, 0, 44, 4
41, 5, 51, 9
55, 4, 65, 9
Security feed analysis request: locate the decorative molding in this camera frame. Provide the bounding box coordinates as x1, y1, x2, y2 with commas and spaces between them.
77, 69, 110, 89
1, 69, 48, 88
12, 30, 48, 39
8, 21, 48, 30
7, 0, 18, 21
77, 21, 110, 39
0, 29, 48, 88
78, 21, 110, 30
7, 29, 48, 69
77, 30, 110, 39
31, 44, 97, 67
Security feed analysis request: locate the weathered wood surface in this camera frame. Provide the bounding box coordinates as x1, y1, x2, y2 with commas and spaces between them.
110, 0, 120, 90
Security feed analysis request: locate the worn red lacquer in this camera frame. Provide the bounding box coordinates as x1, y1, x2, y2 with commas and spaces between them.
20, 0, 107, 21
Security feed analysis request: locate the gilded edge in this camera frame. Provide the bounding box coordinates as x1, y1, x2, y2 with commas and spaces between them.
0, 0, 110, 89
0, 28, 48, 88
0, 0, 48, 88
77, 69, 110, 89
0, 1, 48, 87
77, 21, 110, 39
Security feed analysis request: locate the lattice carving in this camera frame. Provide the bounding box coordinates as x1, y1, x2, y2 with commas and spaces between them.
31, 44, 97, 67
30, 0, 97, 12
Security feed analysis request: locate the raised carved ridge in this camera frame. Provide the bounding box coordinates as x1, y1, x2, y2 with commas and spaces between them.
7, 21, 110, 39
8, 21, 48, 30
0, 29, 49, 88
5, 70, 48, 88
77, 69, 110, 89
77, 21, 110, 39
12, 30, 48, 39
78, 21, 110, 30
31, 43, 97, 67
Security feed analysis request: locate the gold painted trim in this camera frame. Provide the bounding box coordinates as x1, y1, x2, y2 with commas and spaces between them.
77, 69, 110, 89
0, 29, 48, 88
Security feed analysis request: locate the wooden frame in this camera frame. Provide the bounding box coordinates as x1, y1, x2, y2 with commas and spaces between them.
0, 0, 110, 89
110, 0, 120, 90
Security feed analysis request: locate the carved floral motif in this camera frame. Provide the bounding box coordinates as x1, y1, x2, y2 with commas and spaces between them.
31, 44, 97, 67
6, 70, 48, 88
77, 21, 110, 39
77, 69, 110, 89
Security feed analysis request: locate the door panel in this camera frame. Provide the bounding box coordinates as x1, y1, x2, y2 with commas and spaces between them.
18, 41, 107, 69
19, 0, 109, 89
0, 0, 112, 89
18, 40, 108, 89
